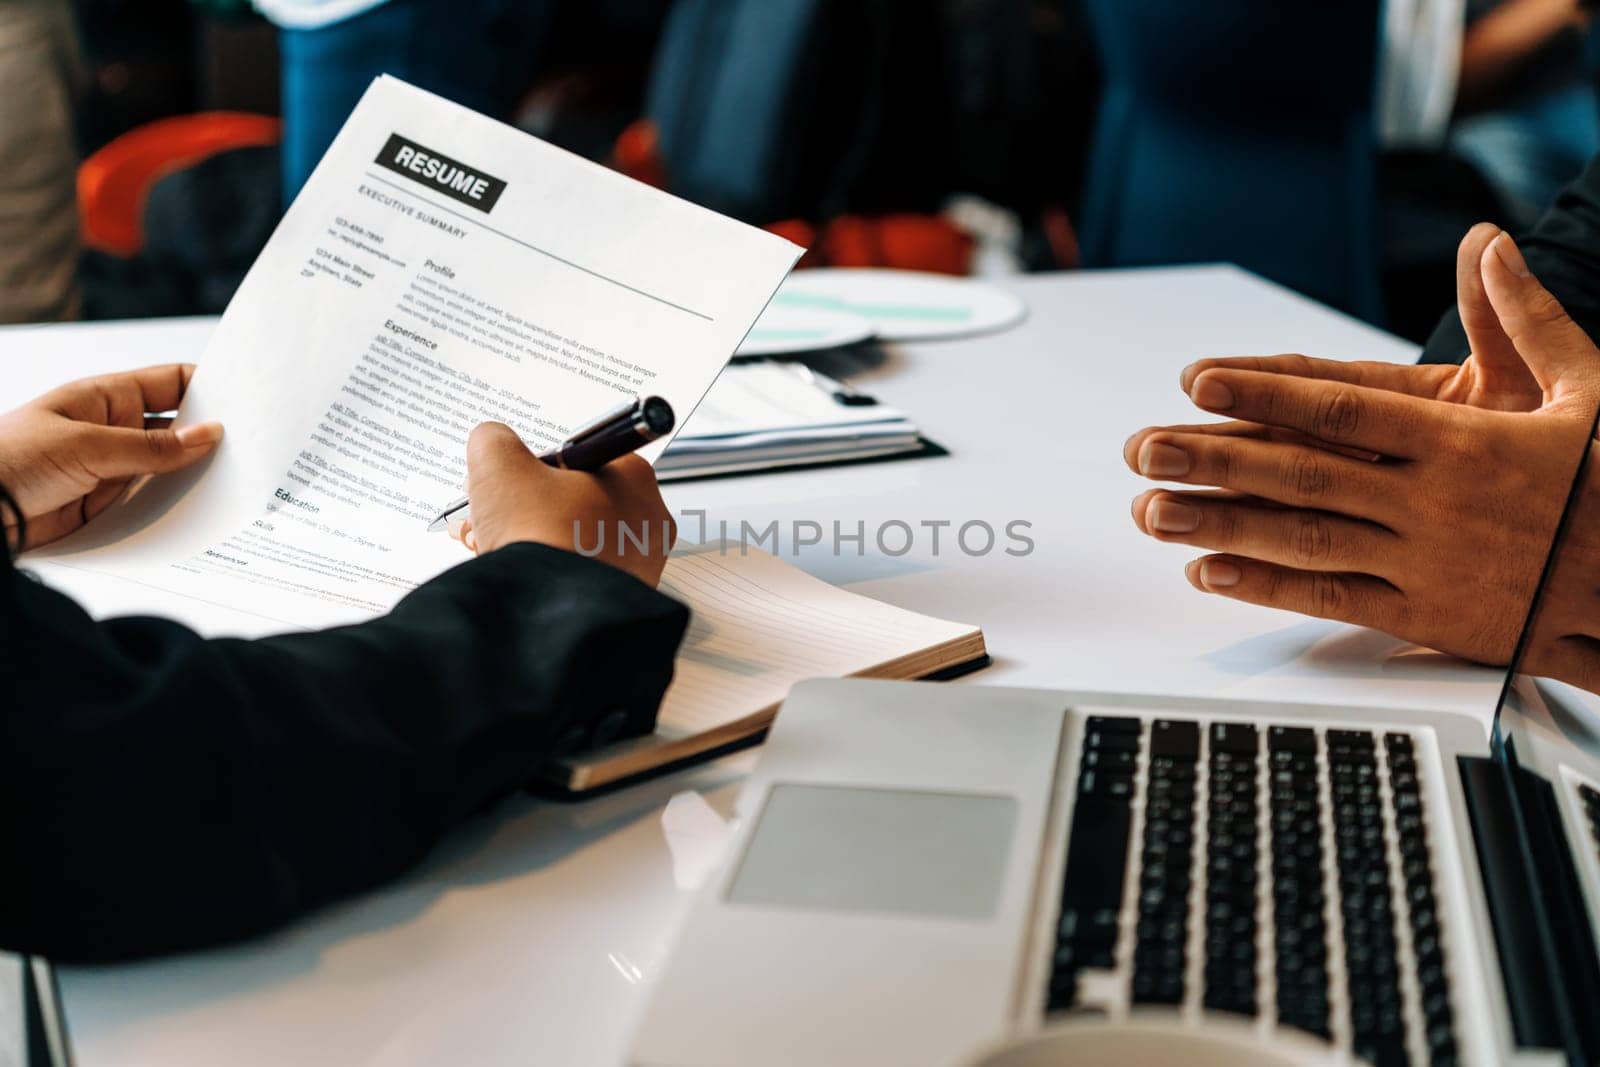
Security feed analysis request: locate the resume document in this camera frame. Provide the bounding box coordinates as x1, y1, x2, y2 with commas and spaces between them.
31, 76, 801, 635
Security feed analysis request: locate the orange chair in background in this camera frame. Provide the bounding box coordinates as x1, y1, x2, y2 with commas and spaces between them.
78, 112, 282, 258
812, 215, 972, 275
614, 117, 977, 276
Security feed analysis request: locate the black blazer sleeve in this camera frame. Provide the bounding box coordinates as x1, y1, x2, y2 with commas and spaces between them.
0, 542, 688, 962
1422, 153, 1600, 363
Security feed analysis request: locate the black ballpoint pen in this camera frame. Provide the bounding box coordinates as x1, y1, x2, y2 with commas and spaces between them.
426, 395, 675, 532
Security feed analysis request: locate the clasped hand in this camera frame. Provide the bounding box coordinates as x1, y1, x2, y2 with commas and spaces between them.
1126, 225, 1600, 690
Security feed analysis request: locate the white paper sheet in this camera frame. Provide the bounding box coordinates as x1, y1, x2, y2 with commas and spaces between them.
28, 76, 800, 636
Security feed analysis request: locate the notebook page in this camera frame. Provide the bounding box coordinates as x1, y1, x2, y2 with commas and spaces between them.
654, 546, 976, 738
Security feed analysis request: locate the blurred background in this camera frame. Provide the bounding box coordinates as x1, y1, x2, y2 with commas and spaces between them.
5, 0, 1597, 341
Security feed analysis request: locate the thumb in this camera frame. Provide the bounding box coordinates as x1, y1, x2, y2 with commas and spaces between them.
1481, 232, 1598, 402
1456, 223, 1529, 385
81, 421, 223, 479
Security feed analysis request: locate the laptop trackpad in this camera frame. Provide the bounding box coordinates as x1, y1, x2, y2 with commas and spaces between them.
727, 784, 1018, 920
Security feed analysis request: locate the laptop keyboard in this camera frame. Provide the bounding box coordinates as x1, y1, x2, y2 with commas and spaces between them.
1049, 716, 1457, 1067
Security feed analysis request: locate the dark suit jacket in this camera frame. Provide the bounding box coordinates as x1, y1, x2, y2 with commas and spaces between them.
0, 542, 688, 962
1423, 154, 1600, 363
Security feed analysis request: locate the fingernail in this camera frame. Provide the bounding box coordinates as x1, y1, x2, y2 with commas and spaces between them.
175, 422, 223, 447
1493, 233, 1531, 278
1191, 375, 1234, 410
1200, 559, 1242, 588
1139, 440, 1190, 477
1149, 498, 1200, 533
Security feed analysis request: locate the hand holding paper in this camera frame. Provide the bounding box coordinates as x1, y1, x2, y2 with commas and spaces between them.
0, 365, 223, 550
26, 76, 800, 635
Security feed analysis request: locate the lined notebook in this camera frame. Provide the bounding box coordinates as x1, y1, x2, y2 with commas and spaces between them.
550, 544, 988, 791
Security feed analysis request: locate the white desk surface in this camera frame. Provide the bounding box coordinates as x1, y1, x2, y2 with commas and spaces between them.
1, 266, 1508, 1066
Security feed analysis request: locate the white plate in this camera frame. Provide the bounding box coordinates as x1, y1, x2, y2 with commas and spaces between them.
773, 267, 1027, 342
736, 301, 875, 356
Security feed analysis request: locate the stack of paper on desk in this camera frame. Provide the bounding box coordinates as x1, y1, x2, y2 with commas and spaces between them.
658, 361, 924, 480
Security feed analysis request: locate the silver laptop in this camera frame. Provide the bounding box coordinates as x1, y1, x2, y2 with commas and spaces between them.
633, 500, 1600, 1062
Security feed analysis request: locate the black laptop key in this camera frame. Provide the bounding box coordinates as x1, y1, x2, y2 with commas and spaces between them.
1046, 968, 1076, 1012
1063, 790, 1134, 913
1083, 748, 1137, 773
1133, 722, 1198, 1007
1077, 907, 1119, 947
1271, 733, 1329, 1042
1150, 719, 1200, 760
1077, 942, 1115, 969
1209, 722, 1258, 755
1329, 731, 1428, 1064
1268, 725, 1316, 755
1086, 715, 1141, 736
1079, 768, 1136, 800
1326, 729, 1376, 754
1360, 1034, 1409, 1067
1147, 779, 1195, 806
1428, 1027, 1458, 1065
1380, 736, 1458, 1061
1052, 725, 1143, 1014
1383, 731, 1412, 754
1203, 728, 1262, 1018
1083, 730, 1140, 754
1151, 754, 1198, 776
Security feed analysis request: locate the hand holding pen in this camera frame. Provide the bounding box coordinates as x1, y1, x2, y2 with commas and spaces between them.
428, 395, 675, 532
443, 400, 678, 588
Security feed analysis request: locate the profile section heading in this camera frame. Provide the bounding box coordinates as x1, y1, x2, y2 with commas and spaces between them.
374, 133, 507, 212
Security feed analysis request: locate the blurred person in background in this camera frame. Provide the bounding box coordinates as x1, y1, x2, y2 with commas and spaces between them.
1382, 0, 1600, 338
1382, 1, 1597, 222
254, 0, 669, 203
1452, 0, 1599, 229
0, 0, 83, 323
